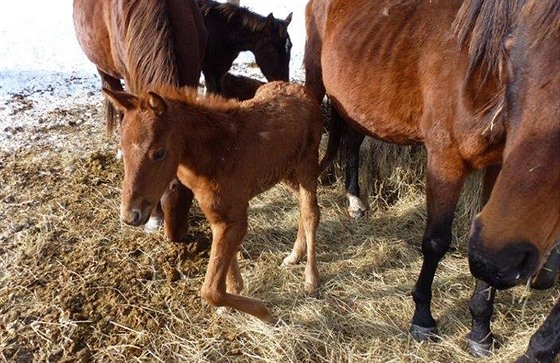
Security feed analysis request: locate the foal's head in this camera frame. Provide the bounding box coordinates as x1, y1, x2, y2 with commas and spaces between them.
253, 12, 293, 82
103, 88, 181, 227
468, 0, 560, 289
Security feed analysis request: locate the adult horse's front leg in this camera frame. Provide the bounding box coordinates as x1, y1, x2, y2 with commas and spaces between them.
467, 165, 500, 356
514, 300, 560, 363
160, 178, 194, 242
467, 280, 496, 356
201, 217, 273, 322
410, 151, 467, 341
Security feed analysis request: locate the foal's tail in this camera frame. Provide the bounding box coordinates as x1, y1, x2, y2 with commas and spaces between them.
318, 99, 346, 173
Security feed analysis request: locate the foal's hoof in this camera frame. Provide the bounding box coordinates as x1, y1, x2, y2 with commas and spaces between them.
282, 252, 303, 266
409, 324, 439, 342
304, 281, 319, 298
467, 338, 493, 358
144, 215, 163, 233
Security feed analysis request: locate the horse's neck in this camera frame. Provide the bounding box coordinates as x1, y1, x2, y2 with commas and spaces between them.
209, 15, 257, 52
173, 102, 236, 171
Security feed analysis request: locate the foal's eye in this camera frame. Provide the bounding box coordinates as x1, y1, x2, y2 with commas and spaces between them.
153, 148, 166, 161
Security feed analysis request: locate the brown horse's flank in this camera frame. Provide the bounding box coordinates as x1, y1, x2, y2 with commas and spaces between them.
105, 81, 328, 322
304, 0, 552, 352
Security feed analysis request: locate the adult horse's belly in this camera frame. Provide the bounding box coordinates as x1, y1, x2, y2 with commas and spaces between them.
321, 0, 460, 146
73, 0, 123, 79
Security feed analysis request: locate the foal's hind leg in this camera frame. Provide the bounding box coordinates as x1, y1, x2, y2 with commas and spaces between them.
297, 180, 320, 296
282, 218, 307, 266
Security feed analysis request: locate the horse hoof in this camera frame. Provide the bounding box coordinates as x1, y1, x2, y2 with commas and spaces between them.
467, 338, 493, 358
215, 306, 235, 316
304, 282, 319, 298
282, 252, 303, 266
144, 215, 163, 233
348, 208, 366, 219
409, 324, 439, 342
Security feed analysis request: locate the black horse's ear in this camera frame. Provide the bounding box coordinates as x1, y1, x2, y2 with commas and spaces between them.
102, 88, 139, 113
285, 12, 292, 26
266, 13, 275, 27
147, 91, 167, 116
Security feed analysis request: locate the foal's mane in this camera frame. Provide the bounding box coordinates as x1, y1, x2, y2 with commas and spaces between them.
119, 0, 180, 94
454, 0, 525, 84
148, 84, 240, 112
198, 0, 283, 35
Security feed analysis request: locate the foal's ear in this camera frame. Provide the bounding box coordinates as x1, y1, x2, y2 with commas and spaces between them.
102, 88, 139, 113
147, 92, 167, 116
285, 12, 292, 26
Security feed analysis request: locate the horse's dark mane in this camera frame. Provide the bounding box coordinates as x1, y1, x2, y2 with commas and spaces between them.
454, 0, 525, 84
521, 0, 560, 45
197, 0, 281, 34
119, 0, 179, 94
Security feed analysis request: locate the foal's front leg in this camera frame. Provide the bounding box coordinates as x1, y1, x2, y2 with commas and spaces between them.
200, 218, 273, 322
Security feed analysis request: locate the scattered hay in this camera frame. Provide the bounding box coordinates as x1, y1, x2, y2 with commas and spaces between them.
0, 100, 557, 363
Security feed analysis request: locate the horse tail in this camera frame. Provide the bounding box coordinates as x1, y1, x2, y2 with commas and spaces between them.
318, 100, 346, 173
103, 98, 117, 136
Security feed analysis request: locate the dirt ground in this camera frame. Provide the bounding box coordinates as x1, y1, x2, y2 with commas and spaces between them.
0, 75, 558, 362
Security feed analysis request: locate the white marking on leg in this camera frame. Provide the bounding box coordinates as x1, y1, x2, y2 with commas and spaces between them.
347, 193, 367, 218
144, 215, 163, 233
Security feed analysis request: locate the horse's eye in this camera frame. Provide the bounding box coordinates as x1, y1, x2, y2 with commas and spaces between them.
153, 148, 166, 161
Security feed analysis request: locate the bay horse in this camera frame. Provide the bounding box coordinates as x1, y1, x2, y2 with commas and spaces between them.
305, 0, 558, 355
102, 81, 332, 322
196, 0, 292, 95
468, 1, 560, 362
73, 0, 207, 242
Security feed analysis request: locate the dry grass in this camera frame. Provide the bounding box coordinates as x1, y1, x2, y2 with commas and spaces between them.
0, 102, 558, 363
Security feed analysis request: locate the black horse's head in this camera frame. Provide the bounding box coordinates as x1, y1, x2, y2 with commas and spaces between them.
252, 12, 293, 82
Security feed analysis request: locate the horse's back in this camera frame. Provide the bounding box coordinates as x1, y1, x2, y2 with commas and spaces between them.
320, 0, 463, 144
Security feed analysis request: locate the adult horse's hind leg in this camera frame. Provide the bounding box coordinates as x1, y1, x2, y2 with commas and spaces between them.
410, 150, 467, 341
343, 127, 367, 218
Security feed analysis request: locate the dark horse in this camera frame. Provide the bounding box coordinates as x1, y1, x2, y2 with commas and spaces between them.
468, 1, 560, 362
103, 81, 330, 321
196, 0, 292, 94
73, 0, 207, 241
306, 0, 558, 357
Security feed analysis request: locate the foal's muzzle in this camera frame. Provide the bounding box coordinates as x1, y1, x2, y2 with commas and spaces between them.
120, 204, 152, 227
